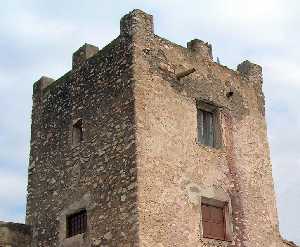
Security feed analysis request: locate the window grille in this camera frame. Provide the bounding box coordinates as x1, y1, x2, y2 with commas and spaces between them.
67, 209, 87, 238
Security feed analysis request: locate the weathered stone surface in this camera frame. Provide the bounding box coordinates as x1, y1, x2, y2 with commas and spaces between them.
26, 13, 138, 247
72, 43, 99, 70
187, 39, 213, 60
20, 8, 298, 247
0, 221, 31, 247
131, 9, 293, 247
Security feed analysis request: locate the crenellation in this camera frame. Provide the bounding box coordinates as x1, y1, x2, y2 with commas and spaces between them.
120, 9, 154, 37
237, 60, 263, 84
37, 76, 55, 91
32, 76, 55, 102
187, 39, 213, 60
72, 43, 99, 70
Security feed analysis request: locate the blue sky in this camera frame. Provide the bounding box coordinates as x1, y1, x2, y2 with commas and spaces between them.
0, 0, 299, 244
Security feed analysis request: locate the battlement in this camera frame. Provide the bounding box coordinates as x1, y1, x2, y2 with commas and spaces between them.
72, 43, 99, 69
35, 9, 262, 97
120, 9, 154, 37
237, 59, 263, 83
187, 39, 213, 60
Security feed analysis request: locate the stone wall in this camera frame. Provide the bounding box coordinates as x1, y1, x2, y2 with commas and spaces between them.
0, 222, 31, 247
24, 9, 297, 247
26, 22, 138, 246
130, 9, 288, 247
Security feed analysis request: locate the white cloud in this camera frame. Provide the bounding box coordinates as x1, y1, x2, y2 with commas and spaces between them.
264, 59, 300, 88
2, 13, 76, 44
0, 171, 27, 205
0, 170, 27, 223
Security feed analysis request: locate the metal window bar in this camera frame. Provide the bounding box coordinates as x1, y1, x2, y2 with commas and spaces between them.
67, 209, 87, 238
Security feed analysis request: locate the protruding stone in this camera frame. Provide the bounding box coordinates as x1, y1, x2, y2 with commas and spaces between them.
120, 9, 154, 37
176, 68, 196, 80
72, 43, 99, 69
237, 60, 262, 83
104, 231, 112, 240
187, 39, 213, 60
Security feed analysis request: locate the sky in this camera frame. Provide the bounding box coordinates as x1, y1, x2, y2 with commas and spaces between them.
0, 0, 299, 244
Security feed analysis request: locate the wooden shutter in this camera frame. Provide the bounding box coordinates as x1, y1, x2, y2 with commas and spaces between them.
197, 109, 204, 143
204, 111, 214, 147
197, 109, 214, 147
202, 204, 225, 240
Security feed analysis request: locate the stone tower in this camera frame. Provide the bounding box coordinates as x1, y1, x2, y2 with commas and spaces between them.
25, 9, 294, 247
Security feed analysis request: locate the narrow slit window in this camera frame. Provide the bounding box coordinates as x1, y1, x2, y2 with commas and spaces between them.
201, 204, 226, 241
197, 109, 214, 147
72, 119, 83, 145
67, 209, 87, 238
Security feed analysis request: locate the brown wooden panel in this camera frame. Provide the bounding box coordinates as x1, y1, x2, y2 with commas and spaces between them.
211, 206, 224, 223
202, 219, 211, 237
201, 204, 211, 221
202, 204, 226, 240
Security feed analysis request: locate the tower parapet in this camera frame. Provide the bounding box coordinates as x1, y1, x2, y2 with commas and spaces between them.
187, 39, 213, 60
237, 60, 263, 84
33, 76, 55, 93
72, 43, 99, 69
120, 9, 154, 37
32, 76, 55, 102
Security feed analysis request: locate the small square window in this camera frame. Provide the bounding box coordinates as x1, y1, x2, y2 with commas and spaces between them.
67, 209, 87, 238
201, 204, 226, 241
72, 119, 83, 145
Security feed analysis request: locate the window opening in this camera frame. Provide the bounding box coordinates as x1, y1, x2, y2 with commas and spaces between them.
72, 119, 83, 145
67, 209, 87, 238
